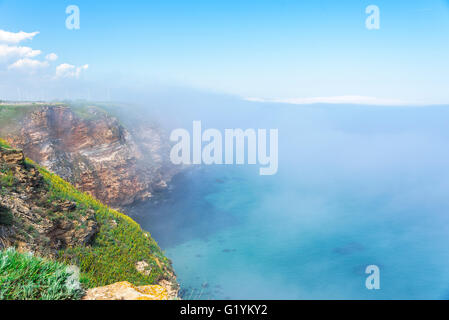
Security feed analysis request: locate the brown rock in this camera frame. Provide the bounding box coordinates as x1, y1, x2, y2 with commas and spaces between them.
0, 146, 98, 256
0, 148, 25, 166
4, 105, 179, 208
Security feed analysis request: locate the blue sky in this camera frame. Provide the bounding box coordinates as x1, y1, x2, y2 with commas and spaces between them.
0, 0, 448, 104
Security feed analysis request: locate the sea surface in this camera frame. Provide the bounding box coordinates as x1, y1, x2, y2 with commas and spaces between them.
131, 104, 449, 299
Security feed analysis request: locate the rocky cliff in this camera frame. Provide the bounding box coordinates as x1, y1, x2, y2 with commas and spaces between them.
0, 141, 179, 298
1, 104, 177, 208
0, 147, 97, 256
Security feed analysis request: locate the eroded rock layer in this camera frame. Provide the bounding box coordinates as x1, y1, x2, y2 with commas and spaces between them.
3, 105, 176, 208
0, 147, 98, 256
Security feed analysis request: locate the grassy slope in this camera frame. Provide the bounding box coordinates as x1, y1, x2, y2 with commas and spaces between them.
0, 102, 105, 131
0, 138, 174, 289
0, 104, 38, 129
33, 160, 173, 289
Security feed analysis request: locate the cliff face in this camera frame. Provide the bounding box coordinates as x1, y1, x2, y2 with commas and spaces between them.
0, 142, 179, 298
3, 105, 176, 208
0, 147, 98, 256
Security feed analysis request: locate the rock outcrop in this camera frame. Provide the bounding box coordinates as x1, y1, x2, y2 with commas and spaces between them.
3, 104, 177, 208
0, 147, 98, 256
82, 281, 170, 300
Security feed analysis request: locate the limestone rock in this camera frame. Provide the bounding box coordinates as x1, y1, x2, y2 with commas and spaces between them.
159, 279, 180, 300
136, 260, 152, 276
82, 281, 169, 300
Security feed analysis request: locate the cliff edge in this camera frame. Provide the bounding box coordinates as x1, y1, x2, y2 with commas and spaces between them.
0, 103, 177, 208
0, 140, 178, 299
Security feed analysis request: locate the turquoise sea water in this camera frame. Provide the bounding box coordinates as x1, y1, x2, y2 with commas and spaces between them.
131, 104, 449, 299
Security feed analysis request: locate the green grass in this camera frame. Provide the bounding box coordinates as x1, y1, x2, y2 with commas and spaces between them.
0, 248, 84, 300
0, 104, 37, 129
26, 158, 173, 289
0, 138, 11, 149
0, 170, 17, 188
65, 101, 108, 120
0, 139, 18, 195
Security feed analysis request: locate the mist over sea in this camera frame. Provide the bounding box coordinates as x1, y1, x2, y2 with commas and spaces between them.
130, 96, 449, 299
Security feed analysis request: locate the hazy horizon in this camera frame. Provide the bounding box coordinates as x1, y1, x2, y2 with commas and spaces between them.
1, 0, 449, 105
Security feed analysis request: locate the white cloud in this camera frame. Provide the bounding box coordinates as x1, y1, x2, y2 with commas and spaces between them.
0, 44, 41, 60
245, 95, 412, 106
8, 58, 49, 70
0, 29, 89, 83
0, 30, 39, 44
45, 53, 58, 61
55, 63, 89, 79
